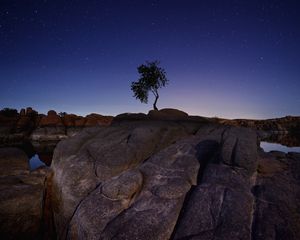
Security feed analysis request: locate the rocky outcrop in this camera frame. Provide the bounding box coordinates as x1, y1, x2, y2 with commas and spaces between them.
172, 126, 258, 239
31, 111, 113, 142
252, 151, 300, 239
30, 111, 113, 142
1, 108, 300, 239
62, 114, 85, 127
0, 107, 114, 145
68, 133, 200, 240
39, 110, 64, 127
51, 122, 190, 239
84, 113, 113, 127
0, 147, 51, 239
48, 120, 300, 240
148, 108, 189, 120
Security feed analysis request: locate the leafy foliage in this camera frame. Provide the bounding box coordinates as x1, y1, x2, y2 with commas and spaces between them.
131, 61, 169, 110
0, 108, 18, 117
58, 112, 67, 117
290, 122, 300, 137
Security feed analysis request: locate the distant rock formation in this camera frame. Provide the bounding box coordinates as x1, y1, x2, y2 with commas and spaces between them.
39, 110, 64, 127
0, 108, 113, 145
217, 116, 300, 146
2, 107, 298, 146
218, 116, 300, 134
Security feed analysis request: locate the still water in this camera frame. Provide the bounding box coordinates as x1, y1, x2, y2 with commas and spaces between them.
260, 141, 300, 153
29, 154, 46, 170
18, 141, 56, 170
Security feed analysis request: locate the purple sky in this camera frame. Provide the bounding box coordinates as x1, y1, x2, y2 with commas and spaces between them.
1, 0, 300, 119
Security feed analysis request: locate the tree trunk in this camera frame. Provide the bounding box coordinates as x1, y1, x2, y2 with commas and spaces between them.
153, 94, 159, 110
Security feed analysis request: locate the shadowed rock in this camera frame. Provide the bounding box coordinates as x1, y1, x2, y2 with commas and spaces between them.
148, 108, 189, 121
2, 112, 296, 240
251, 152, 300, 240
0, 147, 51, 239
172, 126, 258, 240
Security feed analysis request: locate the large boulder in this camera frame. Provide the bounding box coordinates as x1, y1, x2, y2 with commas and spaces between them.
148, 108, 189, 121
62, 114, 80, 127
39, 110, 63, 127
68, 136, 201, 239
84, 113, 113, 127
113, 112, 148, 122
0, 147, 50, 239
251, 151, 300, 239
173, 126, 258, 239
45, 121, 300, 239
50, 122, 190, 239
62, 114, 88, 128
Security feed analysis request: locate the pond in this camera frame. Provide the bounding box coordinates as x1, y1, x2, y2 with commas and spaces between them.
29, 154, 46, 170
18, 141, 57, 171
260, 141, 300, 153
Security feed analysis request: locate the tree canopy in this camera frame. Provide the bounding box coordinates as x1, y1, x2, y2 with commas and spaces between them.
0, 108, 18, 117
131, 61, 169, 110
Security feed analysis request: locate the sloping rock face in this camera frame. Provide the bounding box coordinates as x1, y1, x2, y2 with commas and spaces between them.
68, 135, 200, 240
0, 147, 51, 239
50, 122, 300, 240
172, 126, 258, 239
51, 122, 190, 239
172, 128, 300, 240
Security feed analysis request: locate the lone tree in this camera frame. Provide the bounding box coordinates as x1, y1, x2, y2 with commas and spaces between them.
131, 61, 169, 110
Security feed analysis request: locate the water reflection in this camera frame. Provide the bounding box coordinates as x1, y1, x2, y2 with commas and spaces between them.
19, 141, 57, 170
260, 141, 300, 153
31, 142, 56, 166
261, 133, 300, 147
29, 154, 46, 170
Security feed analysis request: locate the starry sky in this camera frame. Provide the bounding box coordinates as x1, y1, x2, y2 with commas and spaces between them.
1, 0, 299, 119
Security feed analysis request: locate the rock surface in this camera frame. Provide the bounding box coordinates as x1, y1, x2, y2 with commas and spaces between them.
252, 151, 300, 239
51, 122, 190, 239
148, 108, 189, 120
0, 147, 51, 239
0, 148, 29, 176
49, 122, 300, 240
68, 135, 200, 240
172, 126, 258, 240
1, 108, 300, 239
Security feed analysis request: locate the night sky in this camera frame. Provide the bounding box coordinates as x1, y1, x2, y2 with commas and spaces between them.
1, 0, 299, 119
